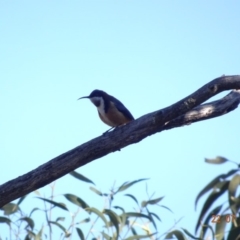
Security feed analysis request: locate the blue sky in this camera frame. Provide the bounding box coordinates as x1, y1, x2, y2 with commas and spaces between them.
1, 0, 240, 238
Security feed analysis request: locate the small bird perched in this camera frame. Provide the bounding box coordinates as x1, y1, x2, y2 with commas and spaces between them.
78, 89, 134, 128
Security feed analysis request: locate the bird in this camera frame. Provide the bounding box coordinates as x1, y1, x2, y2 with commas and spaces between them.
78, 89, 134, 129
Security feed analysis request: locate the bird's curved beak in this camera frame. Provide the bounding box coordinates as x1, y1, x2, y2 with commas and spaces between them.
78, 96, 90, 100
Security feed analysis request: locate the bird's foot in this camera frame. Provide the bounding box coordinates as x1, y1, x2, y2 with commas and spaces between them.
102, 126, 116, 136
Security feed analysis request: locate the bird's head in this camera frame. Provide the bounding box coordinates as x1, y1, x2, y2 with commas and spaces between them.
78, 89, 106, 107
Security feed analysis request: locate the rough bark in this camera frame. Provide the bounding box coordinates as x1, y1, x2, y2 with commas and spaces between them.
0, 75, 240, 207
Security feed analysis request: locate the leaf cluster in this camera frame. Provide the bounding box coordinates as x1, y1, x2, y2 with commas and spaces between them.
0, 173, 170, 240
194, 156, 240, 240
1, 156, 239, 240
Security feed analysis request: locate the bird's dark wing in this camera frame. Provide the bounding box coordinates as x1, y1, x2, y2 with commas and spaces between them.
109, 95, 134, 120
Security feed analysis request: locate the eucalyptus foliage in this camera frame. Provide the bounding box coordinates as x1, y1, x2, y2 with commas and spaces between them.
0, 156, 239, 240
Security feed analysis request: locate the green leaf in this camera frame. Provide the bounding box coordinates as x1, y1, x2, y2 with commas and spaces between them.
141, 196, 164, 207
149, 211, 161, 222
109, 206, 127, 232
113, 206, 125, 213
124, 194, 139, 205
34, 190, 41, 196
56, 217, 65, 222
122, 212, 152, 221
49, 221, 70, 237
116, 178, 149, 193
24, 234, 31, 240
64, 194, 89, 209
85, 207, 109, 227
146, 207, 157, 230
70, 171, 95, 185
29, 207, 40, 217
199, 224, 214, 240
76, 227, 85, 240
36, 197, 68, 211
195, 169, 238, 209
19, 217, 34, 230
17, 195, 28, 205
0, 216, 11, 226
228, 174, 240, 214
119, 212, 127, 229
125, 233, 156, 240
181, 228, 202, 239
147, 196, 164, 205
158, 204, 173, 213
103, 209, 120, 239
215, 215, 227, 240
25, 230, 36, 238
79, 218, 90, 224
131, 227, 137, 235
226, 218, 240, 240
165, 230, 187, 240
101, 232, 112, 240
35, 226, 44, 240
1, 203, 19, 215
141, 201, 147, 207
197, 205, 222, 238
205, 156, 228, 164
195, 181, 229, 234
90, 186, 103, 196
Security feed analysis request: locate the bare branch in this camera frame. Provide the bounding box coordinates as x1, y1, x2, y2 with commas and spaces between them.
163, 89, 240, 130
0, 75, 240, 207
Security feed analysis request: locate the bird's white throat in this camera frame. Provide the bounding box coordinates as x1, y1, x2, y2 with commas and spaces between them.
90, 97, 105, 115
